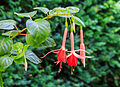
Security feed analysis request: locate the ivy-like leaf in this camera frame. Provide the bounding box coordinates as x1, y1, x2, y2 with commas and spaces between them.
0, 55, 13, 71
0, 36, 13, 56
34, 7, 49, 14
2, 30, 18, 37
0, 20, 16, 30
26, 19, 51, 48
39, 37, 56, 48
74, 16, 85, 27
66, 6, 79, 13
25, 50, 41, 64
14, 11, 37, 18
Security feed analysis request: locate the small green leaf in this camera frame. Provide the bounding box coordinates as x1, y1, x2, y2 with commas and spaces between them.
74, 16, 85, 27
0, 55, 13, 71
25, 50, 41, 64
14, 11, 37, 18
66, 6, 79, 13
2, 30, 18, 37
0, 36, 13, 56
34, 7, 49, 14
12, 42, 23, 59
23, 45, 29, 52
0, 20, 16, 30
14, 56, 24, 65
39, 37, 56, 48
12, 42, 23, 53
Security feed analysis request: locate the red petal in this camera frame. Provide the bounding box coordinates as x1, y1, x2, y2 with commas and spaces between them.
68, 53, 78, 67
57, 49, 67, 63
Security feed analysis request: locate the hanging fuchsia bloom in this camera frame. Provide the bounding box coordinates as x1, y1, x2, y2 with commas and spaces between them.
41, 28, 68, 72
67, 32, 82, 74
80, 27, 91, 67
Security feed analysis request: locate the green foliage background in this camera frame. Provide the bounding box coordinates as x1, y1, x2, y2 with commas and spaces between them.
0, 0, 120, 87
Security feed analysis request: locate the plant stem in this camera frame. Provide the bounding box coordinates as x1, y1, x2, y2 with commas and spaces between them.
11, 33, 19, 39
0, 72, 3, 87
14, 25, 19, 32
11, 28, 27, 39
20, 28, 27, 32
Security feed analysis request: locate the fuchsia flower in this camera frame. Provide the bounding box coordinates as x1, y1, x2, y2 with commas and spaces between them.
41, 28, 68, 72
67, 32, 82, 74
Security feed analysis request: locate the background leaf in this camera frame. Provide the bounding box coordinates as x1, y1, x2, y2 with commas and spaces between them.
39, 37, 56, 48
0, 20, 16, 30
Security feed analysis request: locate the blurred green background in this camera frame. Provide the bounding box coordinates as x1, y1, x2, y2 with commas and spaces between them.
0, 0, 120, 87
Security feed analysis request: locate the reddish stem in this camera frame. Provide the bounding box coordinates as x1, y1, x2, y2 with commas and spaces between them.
70, 32, 74, 51
61, 28, 67, 49
20, 34, 28, 35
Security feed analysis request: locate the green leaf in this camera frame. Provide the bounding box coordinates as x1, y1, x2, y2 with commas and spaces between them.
66, 6, 79, 13
25, 50, 41, 64
74, 16, 85, 27
2, 30, 18, 37
26, 19, 51, 48
14, 56, 24, 65
26, 19, 39, 36
0, 20, 16, 30
0, 36, 13, 56
34, 7, 49, 14
39, 37, 56, 48
0, 73, 3, 87
14, 11, 37, 18
12, 42, 23, 59
0, 55, 13, 71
